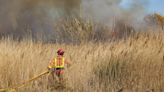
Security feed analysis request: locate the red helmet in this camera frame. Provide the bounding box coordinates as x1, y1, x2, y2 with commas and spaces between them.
57, 48, 64, 55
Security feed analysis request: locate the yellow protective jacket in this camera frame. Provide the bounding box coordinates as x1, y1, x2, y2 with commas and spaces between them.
48, 57, 65, 69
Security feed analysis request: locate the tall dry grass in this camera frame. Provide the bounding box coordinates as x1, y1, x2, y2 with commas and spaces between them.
0, 31, 164, 92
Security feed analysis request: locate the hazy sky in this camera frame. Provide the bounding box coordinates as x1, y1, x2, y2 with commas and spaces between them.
148, 0, 164, 15
120, 0, 164, 15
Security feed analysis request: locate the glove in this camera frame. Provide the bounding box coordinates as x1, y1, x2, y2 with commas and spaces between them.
47, 67, 55, 72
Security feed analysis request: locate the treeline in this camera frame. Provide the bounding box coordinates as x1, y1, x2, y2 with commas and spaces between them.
0, 17, 135, 43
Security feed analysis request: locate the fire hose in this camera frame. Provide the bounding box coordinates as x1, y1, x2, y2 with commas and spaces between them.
0, 70, 49, 92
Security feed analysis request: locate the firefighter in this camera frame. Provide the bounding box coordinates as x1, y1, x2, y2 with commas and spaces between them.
48, 48, 71, 82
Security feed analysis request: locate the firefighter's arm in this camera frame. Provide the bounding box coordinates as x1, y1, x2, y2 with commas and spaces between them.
47, 59, 54, 69
48, 61, 52, 68
65, 59, 72, 68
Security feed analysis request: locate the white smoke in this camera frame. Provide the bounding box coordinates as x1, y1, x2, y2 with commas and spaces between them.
81, 0, 149, 26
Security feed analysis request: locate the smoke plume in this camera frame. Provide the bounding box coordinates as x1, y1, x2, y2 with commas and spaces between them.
0, 0, 149, 41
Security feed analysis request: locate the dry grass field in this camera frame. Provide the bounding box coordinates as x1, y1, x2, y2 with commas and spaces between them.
0, 0, 164, 92
0, 31, 163, 92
